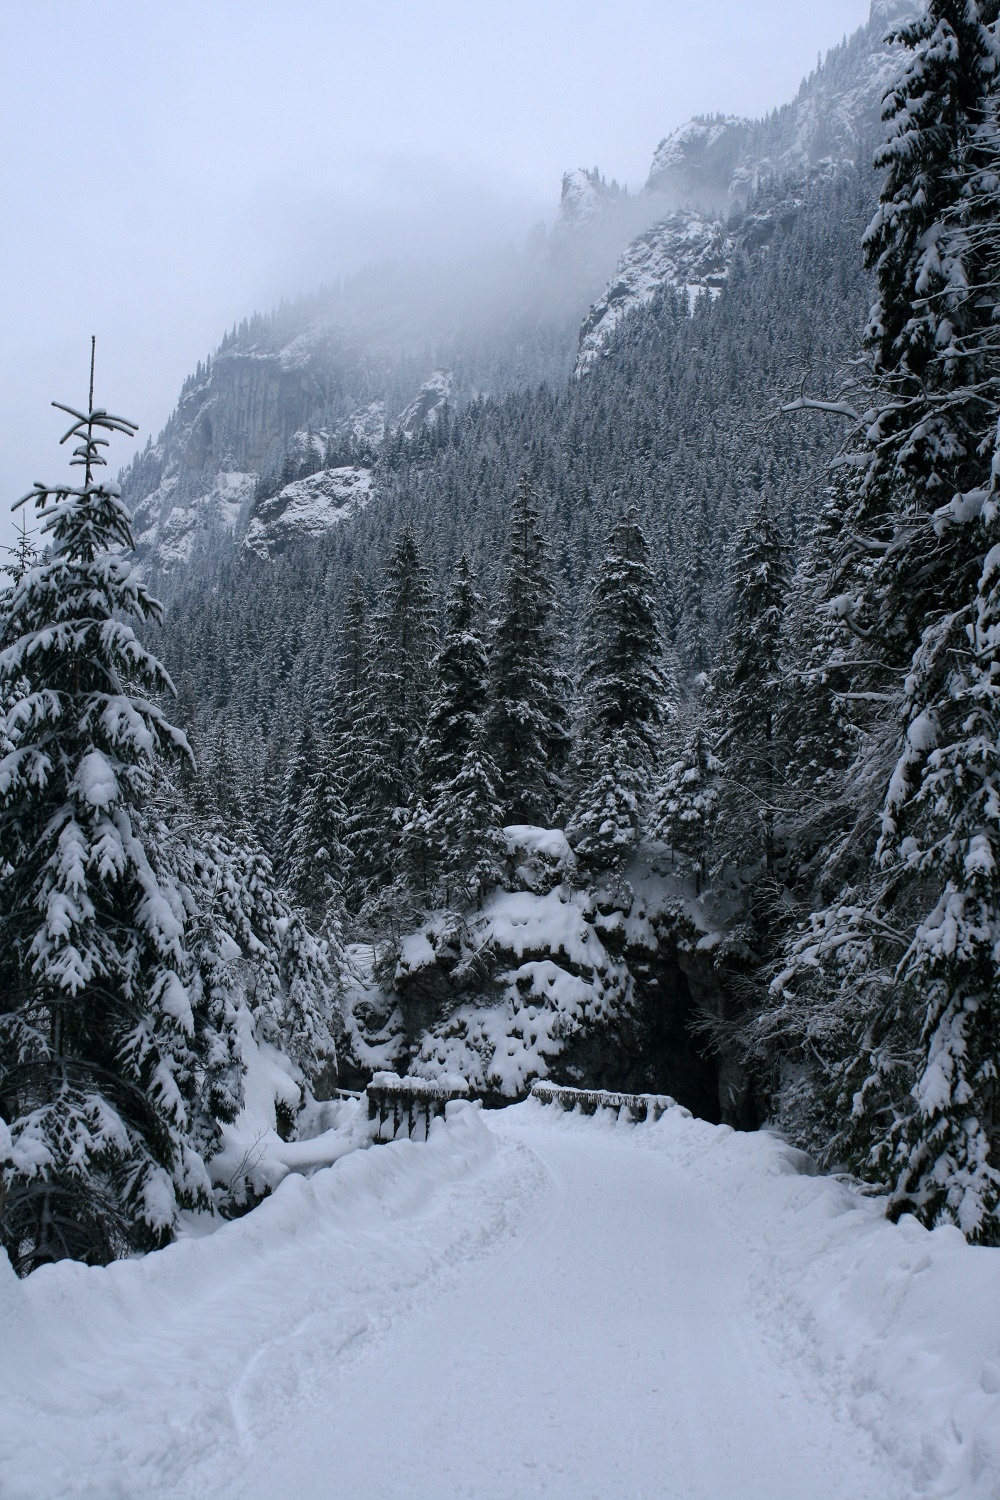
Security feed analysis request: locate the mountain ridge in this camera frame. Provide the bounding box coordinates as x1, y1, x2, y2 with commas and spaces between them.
121, 0, 915, 574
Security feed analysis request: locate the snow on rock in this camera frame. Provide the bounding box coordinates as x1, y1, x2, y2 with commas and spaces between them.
396, 368, 454, 436
132, 469, 255, 571
207, 1004, 368, 1207
346, 399, 387, 446
555, 167, 615, 229
646, 116, 748, 206
243, 465, 373, 558
403, 883, 632, 1098
504, 824, 577, 892
869, 0, 915, 27
341, 942, 406, 1080
577, 6, 917, 374
576, 209, 730, 374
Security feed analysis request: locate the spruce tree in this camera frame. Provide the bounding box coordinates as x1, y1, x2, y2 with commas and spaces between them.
0, 381, 234, 1271
287, 730, 351, 939
275, 721, 317, 877
432, 744, 507, 910
566, 731, 643, 873
575, 504, 669, 770
759, 11, 1000, 1235
569, 504, 669, 871
715, 489, 789, 876
342, 531, 436, 916
404, 555, 501, 907
675, 493, 712, 680
487, 475, 570, 826
856, 0, 1000, 651
419, 555, 489, 795
867, 503, 1000, 1241
373, 525, 437, 787
653, 722, 720, 895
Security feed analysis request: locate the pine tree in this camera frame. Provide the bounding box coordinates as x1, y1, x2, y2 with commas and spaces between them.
374, 525, 437, 787
865, 1, 1000, 390
855, 0, 1000, 651
715, 490, 789, 876
575, 503, 669, 771
487, 475, 570, 826
653, 722, 720, 895
675, 493, 712, 680
275, 721, 317, 878
566, 732, 643, 873
403, 555, 495, 906
287, 730, 351, 938
419, 555, 489, 795
0, 378, 235, 1271
568, 504, 669, 871
432, 743, 507, 910
757, 15, 1000, 1232
866, 508, 1000, 1240
342, 531, 436, 915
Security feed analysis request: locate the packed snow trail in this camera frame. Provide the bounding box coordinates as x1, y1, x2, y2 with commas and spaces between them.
2, 1101, 999, 1499
229, 1109, 899, 1500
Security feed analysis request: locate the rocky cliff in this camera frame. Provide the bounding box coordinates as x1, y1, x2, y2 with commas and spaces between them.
574, 0, 917, 373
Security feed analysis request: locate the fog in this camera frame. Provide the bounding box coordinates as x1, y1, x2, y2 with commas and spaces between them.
1, 0, 872, 551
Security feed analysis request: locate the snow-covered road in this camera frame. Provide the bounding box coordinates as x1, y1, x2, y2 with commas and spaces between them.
3, 1100, 1000, 1499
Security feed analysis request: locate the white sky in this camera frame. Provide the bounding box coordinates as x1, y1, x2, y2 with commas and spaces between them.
0, 0, 872, 549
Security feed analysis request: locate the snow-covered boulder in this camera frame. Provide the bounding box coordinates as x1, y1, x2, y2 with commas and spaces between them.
504, 824, 577, 893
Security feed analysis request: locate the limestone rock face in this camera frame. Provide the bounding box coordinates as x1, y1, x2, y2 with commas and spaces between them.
243, 466, 374, 558
646, 117, 749, 208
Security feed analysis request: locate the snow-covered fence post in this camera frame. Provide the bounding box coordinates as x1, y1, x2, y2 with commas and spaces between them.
365, 1073, 471, 1143
529, 1082, 675, 1122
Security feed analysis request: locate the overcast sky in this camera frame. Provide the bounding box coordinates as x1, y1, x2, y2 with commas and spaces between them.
1, 0, 872, 550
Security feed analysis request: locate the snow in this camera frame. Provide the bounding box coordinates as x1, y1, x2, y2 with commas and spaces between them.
132, 470, 255, 571
243, 465, 373, 558
555, 167, 615, 228
576, 209, 731, 375
396, 368, 454, 436
401, 887, 631, 1094
207, 1008, 366, 1204
484, 886, 595, 968
577, 7, 915, 375
72, 748, 119, 809
646, 115, 748, 201
3, 1098, 999, 1497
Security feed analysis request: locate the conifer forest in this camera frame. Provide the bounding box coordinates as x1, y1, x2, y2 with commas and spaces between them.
6, 4, 1000, 1497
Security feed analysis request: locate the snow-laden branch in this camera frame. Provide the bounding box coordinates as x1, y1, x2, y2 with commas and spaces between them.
780, 395, 862, 421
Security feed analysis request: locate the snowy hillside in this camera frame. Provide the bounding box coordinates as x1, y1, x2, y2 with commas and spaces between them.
576, 209, 729, 373
3, 1097, 999, 1498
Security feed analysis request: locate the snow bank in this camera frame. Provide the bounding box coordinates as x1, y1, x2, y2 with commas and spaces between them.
0, 1102, 508, 1500
3, 1096, 1000, 1496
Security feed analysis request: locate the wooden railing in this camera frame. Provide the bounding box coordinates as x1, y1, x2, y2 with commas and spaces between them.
364, 1074, 677, 1142
530, 1081, 675, 1121
366, 1072, 471, 1143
